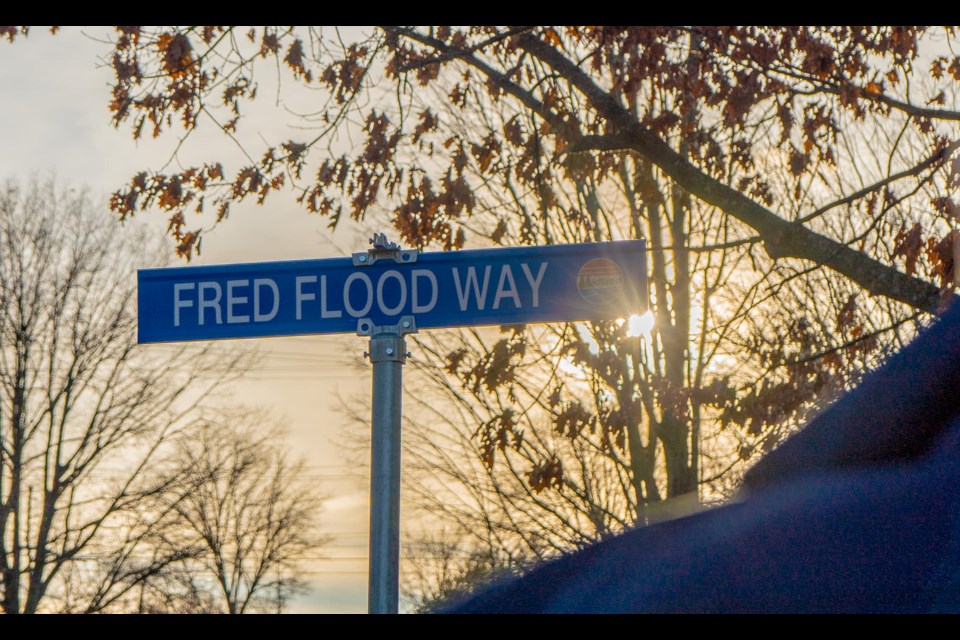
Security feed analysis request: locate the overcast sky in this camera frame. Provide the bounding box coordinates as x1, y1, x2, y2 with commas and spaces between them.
0, 26, 387, 613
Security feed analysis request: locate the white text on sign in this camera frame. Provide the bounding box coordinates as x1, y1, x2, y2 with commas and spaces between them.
172, 262, 549, 327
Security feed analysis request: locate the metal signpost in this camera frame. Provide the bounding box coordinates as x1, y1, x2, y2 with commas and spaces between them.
138, 235, 647, 614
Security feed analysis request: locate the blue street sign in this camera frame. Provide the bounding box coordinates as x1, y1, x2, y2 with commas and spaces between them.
137, 240, 647, 343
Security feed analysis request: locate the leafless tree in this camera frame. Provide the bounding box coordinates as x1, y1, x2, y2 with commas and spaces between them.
0, 177, 250, 613
155, 408, 327, 614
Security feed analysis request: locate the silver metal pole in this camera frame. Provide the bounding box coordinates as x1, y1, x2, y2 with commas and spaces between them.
367, 331, 406, 614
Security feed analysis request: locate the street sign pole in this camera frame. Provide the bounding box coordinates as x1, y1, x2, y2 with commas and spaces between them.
366, 327, 406, 614
355, 235, 417, 614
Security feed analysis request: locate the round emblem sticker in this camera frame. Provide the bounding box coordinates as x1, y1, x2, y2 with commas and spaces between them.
577, 258, 625, 305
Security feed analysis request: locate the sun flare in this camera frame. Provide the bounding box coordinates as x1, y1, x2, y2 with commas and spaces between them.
627, 310, 655, 339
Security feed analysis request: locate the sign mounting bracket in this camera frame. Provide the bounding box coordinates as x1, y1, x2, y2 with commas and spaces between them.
352, 232, 419, 267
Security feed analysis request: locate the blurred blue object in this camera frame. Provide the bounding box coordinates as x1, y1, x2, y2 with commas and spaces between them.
441, 300, 960, 613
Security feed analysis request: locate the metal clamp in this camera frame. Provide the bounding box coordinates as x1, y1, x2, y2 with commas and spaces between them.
360, 316, 416, 364
357, 315, 417, 337
352, 232, 418, 267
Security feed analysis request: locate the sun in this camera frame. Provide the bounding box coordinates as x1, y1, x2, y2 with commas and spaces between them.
626, 310, 655, 339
